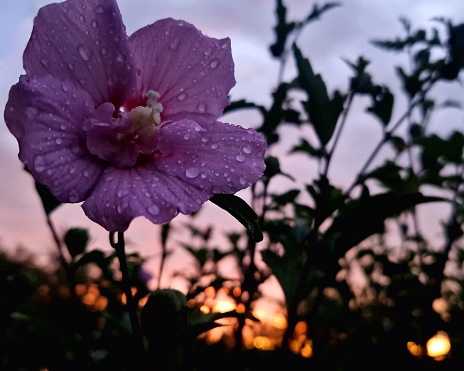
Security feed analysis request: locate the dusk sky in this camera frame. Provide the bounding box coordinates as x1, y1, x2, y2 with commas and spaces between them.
1, 0, 463, 292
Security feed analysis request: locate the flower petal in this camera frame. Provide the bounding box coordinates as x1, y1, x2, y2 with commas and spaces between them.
129, 19, 235, 121
4, 75, 104, 202
154, 119, 266, 194
24, 0, 136, 107
82, 166, 211, 231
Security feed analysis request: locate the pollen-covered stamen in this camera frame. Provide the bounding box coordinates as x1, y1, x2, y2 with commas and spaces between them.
128, 90, 164, 138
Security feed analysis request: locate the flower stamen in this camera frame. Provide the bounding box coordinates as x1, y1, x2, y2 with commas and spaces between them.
128, 90, 163, 138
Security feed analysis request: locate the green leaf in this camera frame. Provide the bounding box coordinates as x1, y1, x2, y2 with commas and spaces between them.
188, 309, 258, 338
325, 192, 443, 256
367, 86, 394, 126
290, 138, 324, 158
305, 2, 341, 23
270, 0, 295, 57
271, 189, 300, 206
210, 194, 263, 242
293, 44, 345, 145
224, 99, 267, 116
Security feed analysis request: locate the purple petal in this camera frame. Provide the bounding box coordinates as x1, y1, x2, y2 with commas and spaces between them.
4, 75, 104, 202
82, 166, 211, 231
154, 119, 266, 194
129, 19, 235, 121
24, 0, 136, 107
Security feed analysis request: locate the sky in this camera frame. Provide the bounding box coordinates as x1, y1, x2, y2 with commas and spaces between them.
0, 0, 463, 292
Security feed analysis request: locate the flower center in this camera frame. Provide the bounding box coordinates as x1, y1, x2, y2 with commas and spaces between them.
128, 90, 164, 139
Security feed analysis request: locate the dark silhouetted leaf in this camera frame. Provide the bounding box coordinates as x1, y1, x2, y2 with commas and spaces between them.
293, 44, 345, 145
367, 86, 394, 125
210, 194, 263, 242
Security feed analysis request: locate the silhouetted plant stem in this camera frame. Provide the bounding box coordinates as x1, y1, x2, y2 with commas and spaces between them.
323, 91, 355, 178
110, 231, 146, 368
157, 223, 171, 289
45, 214, 77, 301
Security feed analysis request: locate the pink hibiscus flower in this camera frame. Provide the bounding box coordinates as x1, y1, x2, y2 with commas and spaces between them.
5, 0, 266, 231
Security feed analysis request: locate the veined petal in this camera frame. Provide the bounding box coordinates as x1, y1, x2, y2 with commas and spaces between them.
82, 166, 211, 231
129, 19, 235, 121
154, 119, 266, 194
4, 75, 104, 202
24, 0, 137, 107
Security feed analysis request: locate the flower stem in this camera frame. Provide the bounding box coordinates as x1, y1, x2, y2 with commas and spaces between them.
110, 232, 146, 368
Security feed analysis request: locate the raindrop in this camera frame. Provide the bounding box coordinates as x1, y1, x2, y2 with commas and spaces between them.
40, 59, 49, 67
101, 47, 107, 55
26, 107, 38, 119
46, 169, 53, 175
197, 102, 207, 113
201, 173, 207, 179
186, 167, 200, 179
91, 19, 98, 28
67, 62, 75, 71
195, 198, 202, 205
243, 145, 252, 154
177, 91, 188, 101
62, 83, 69, 92
116, 53, 125, 63
83, 170, 89, 177
69, 167, 75, 174
246, 129, 255, 135
184, 133, 190, 140
78, 45, 92, 61
211, 143, 219, 150
95, 5, 104, 13
34, 156, 45, 172
240, 177, 247, 185
71, 146, 80, 154
209, 59, 220, 69
169, 37, 180, 50
117, 189, 129, 197
117, 203, 128, 213
79, 15, 85, 22
201, 137, 210, 143
55, 138, 62, 145
148, 204, 160, 215
235, 154, 245, 162
69, 189, 79, 202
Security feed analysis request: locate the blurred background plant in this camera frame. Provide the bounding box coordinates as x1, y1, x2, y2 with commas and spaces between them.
2, 0, 464, 370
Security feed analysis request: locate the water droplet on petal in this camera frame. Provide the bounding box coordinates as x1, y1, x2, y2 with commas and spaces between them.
69, 167, 75, 174
211, 144, 219, 150
243, 145, 252, 154
91, 19, 98, 28
195, 198, 202, 205
71, 146, 80, 154
197, 102, 207, 112
34, 156, 45, 172
79, 15, 85, 22
117, 203, 128, 214
26, 106, 38, 119
186, 167, 200, 179
40, 59, 49, 68
69, 189, 79, 202
116, 53, 125, 63
236, 154, 245, 162
209, 58, 220, 69
67, 63, 75, 71
117, 189, 129, 198
101, 47, 107, 55
169, 37, 180, 50
95, 5, 104, 13
55, 138, 62, 145
184, 133, 190, 140
83, 170, 89, 177
177, 92, 188, 101
240, 177, 247, 185
148, 204, 160, 215
201, 136, 210, 143
201, 173, 207, 179
78, 45, 92, 61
